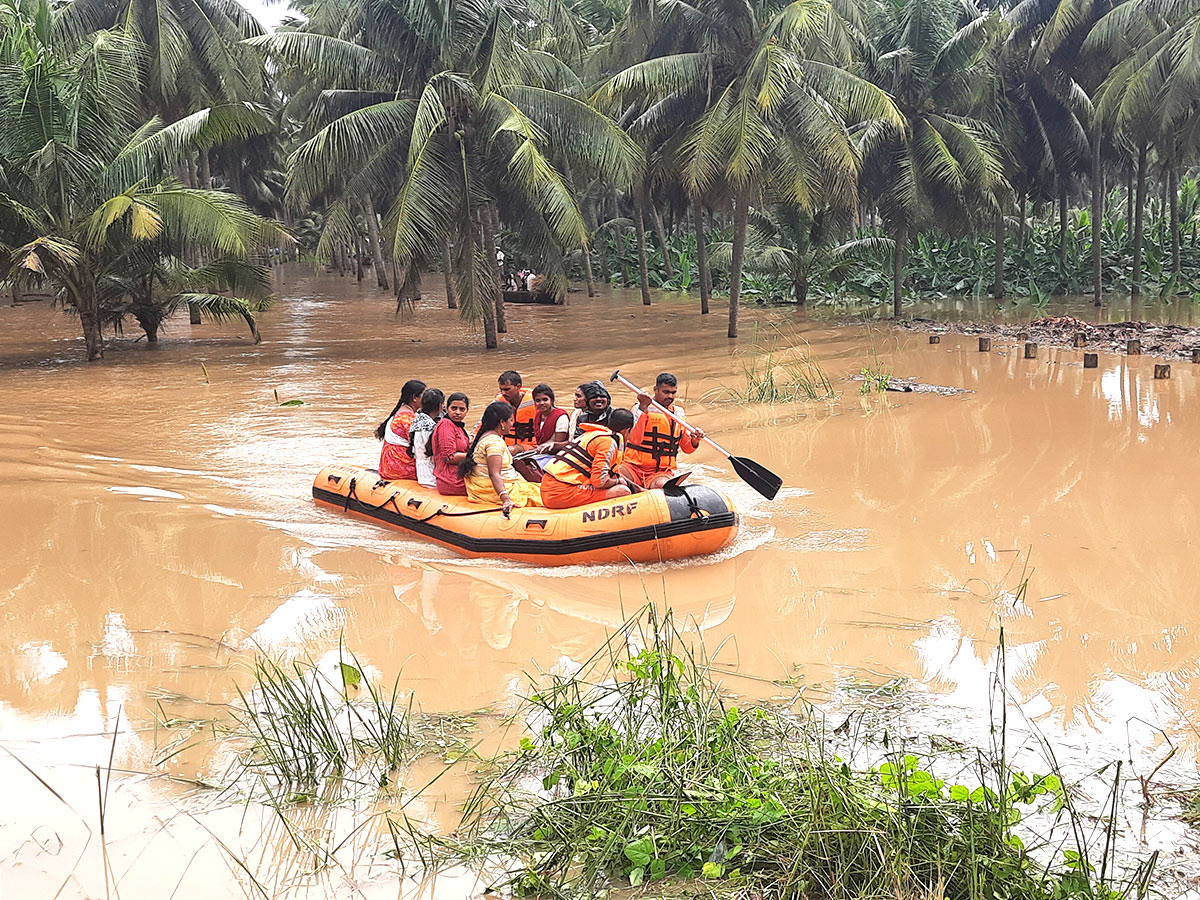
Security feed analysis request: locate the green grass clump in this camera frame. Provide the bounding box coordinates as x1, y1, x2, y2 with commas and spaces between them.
706, 325, 835, 403
453, 610, 1154, 899
229, 653, 413, 798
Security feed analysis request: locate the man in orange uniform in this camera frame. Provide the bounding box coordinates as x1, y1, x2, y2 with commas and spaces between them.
496, 370, 538, 450
618, 372, 705, 490
540, 409, 636, 509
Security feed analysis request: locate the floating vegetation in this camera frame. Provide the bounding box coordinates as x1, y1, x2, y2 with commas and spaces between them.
705, 325, 835, 403
441, 609, 1156, 899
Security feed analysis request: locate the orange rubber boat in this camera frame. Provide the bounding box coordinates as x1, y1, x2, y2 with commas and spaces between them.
313, 463, 739, 566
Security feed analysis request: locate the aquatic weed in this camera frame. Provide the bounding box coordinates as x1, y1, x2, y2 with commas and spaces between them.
707, 324, 835, 403
446, 608, 1155, 899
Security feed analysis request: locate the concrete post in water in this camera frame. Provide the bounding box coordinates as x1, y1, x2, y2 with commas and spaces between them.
1025, 342, 1037, 359
979, 337, 991, 352
1084, 353, 1098, 368
1154, 364, 1171, 379
1074, 333, 1086, 348
1127, 339, 1141, 355
929, 335, 940, 344
1192, 348, 1200, 364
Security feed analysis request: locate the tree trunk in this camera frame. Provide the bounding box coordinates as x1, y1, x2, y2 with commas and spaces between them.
480, 206, 507, 333
1018, 191, 1027, 247
793, 269, 808, 306
189, 302, 202, 324
633, 187, 652, 306
354, 226, 365, 282
693, 196, 711, 315
1125, 168, 1134, 228
586, 197, 610, 288
1093, 134, 1103, 306
994, 206, 1005, 298
144, 320, 160, 343
198, 149, 211, 190
1058, 181, 1068, 265
892, 222, 907, 318
363, 195, 390, 290
729, 188, 749, 338
441, 237, 457, 309
1170, 161, 1180, 277
581, 232, 596, 298
1132, 143, 1148, 298
651, 206, 674, 279
77, 278, 104, 361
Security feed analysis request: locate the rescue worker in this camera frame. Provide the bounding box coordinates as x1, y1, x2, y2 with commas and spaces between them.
496, 370, 538, 449
617, 372, 705, 490
540, 408, 636, 509
376, 379, 426, 480
571, 381, 612, 437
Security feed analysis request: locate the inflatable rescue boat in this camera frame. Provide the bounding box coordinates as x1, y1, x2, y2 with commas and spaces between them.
313, 463, 738, 565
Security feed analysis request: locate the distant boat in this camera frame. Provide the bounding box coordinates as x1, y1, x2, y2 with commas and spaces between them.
503, 289, 560, 305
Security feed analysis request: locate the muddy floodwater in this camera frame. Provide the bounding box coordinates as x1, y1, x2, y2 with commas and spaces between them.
3, 273, 1200, 897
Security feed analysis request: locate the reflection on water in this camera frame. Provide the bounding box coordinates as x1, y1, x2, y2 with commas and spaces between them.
2, 273, 1200, 895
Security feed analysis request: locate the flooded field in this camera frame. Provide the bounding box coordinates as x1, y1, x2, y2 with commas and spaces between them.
2, 273, 1199, 897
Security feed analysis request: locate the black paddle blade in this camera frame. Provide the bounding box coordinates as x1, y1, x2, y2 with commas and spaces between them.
729, 455, 782, 500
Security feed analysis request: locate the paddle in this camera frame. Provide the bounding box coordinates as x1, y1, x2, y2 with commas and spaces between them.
610, 370, 783, 500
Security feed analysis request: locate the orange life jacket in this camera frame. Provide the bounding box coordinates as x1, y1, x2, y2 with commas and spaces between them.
625, 404, 696, 471
497, 388, 538, 446
543, 423, 624, 487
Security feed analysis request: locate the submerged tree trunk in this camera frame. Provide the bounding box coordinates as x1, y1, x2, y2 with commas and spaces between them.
480, 206, 507, 333
1132, 143, 1148, 298
363, 196, 389, 290
633, 187, 652, 306
994, 206, 1005, 298
652, 206, 674, 279
1170, 162, 1180, 277
189, 302, 202, 324
462, 219, 497, 349
793, 269, 808, 306
77, 277, 104, 361
441, 237, 457, 309
1058, 181, 1068, 265
1093, 135, 1104, 306
728, 188, 749, 338
586, 197, 610, 288
892, 222, 907, 318
693, 197, 711, 315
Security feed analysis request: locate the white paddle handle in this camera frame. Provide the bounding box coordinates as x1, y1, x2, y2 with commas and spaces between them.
611, 373, 731, 458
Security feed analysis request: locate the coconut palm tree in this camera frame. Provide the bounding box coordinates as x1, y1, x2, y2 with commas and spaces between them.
258, 0, 641, 348
598, 0, 903, 337
858, 0, 1007, 317
0, 0, 282, 359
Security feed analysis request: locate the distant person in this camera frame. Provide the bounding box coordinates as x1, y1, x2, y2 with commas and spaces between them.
496, 370, 538, 449
532, 384, 570, 452
458, 401, 543, 516
432, 392, 471, 496
572, 381, 612, 437
540, 409, 636, 509
376, 378, 426, 480
410, 388, 445, 489
618, 372, 704, 490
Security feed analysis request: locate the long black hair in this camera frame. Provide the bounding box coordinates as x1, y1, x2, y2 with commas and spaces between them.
375, 379, 426, 440
418, 388, 445, 457
457, 401, 515, 479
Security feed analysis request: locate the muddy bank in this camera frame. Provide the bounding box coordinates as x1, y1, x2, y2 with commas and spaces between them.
899, 315, 1200, 360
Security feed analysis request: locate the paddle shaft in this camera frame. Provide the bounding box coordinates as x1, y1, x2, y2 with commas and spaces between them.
611, 373, 733, 458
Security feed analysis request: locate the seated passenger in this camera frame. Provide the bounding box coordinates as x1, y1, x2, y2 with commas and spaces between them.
617, 372, 705, 490
458, 401, 543, 516
411, 388, 445, 489
376, 379, 426, 480
572, 381, 612, 437
432, 392, 470, 496
540, 408, 636, 510
533, 384, 570, 452
496, 370, 538, 449
565, 384, 588, 441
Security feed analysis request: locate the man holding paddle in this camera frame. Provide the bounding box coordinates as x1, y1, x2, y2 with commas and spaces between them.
617, 372, 704, 490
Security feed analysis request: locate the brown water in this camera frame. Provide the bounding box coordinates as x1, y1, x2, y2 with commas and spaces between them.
3, 272, 1199, 897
